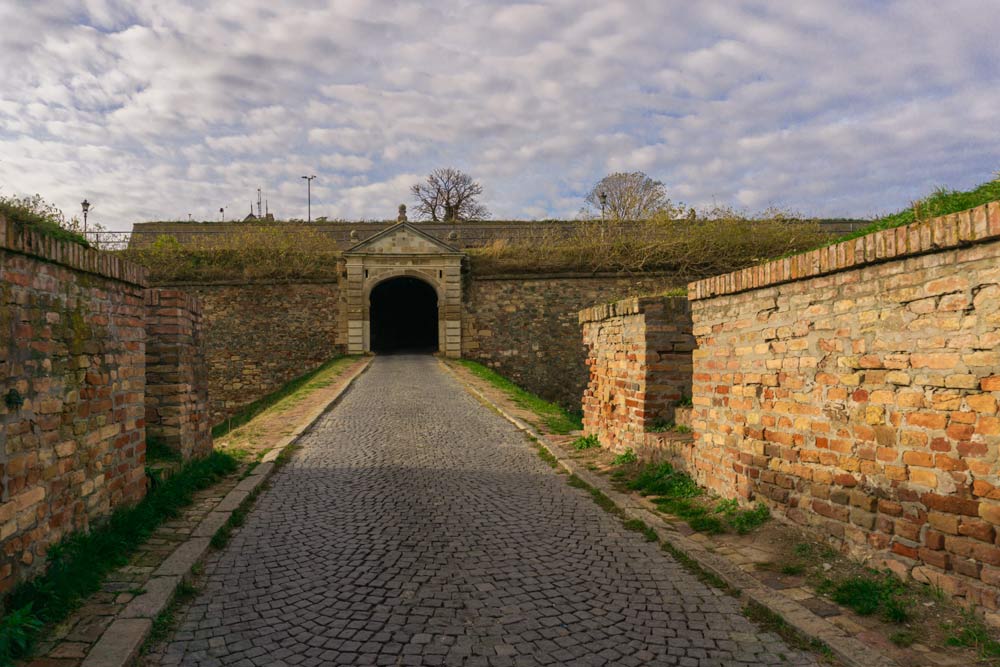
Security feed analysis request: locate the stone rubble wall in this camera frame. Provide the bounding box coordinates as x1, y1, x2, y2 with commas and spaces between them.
579, 296, 694, 455
0, 217, 148, 593
179, 282, 342, 424
688, 202, 1000, 612
462, 274, 681, 410
144, 289, 212, 460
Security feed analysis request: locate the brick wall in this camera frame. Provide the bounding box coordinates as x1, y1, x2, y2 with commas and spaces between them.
181, 282, 342, 424
579, 297, 694, 455
0, 217, 147, 592
145, 289, 211, 460
462, 274, 680, 409
689, 202, 1000, 610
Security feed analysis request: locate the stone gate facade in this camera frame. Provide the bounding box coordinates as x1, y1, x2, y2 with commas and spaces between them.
342, 222, 464, 357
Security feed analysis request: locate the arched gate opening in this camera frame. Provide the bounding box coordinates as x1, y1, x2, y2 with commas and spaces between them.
369, 276, 439, 353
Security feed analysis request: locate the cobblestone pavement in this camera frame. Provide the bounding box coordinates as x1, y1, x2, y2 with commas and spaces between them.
147, 355, 818, 667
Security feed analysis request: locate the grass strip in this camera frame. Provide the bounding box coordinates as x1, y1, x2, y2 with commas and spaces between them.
743, 599, 835, 661
143, 579, 200, 653
831, 177, 1000, 244
455, 359, 582, 434
212, 355, 358, 439
211, 481, 268, 550
0, 451, 240, 664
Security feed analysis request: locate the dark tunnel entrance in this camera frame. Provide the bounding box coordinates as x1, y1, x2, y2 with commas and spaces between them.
369, 276, 439, 353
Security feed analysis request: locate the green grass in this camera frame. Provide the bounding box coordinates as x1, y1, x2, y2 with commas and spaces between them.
819, 570, 911, 623
571, 434, 600, 450
213, 355, 358, 439
211, 481, 267, 550
742, 600, 835, 660
0, 194, 89, 247
145, 579, 200, 651
145, 436, 181, 464
0, 451, 240, 664
611, 448, 638, 465
623, 519, 659, 542
944, 608, 1000, 658
455, 359, 582, 434
715, 499, 771, 534
646, 419, 674, 433
831, 175, 1000, 245
626, 463, 769, 535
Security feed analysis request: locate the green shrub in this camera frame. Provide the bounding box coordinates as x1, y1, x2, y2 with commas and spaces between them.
571, 434, 600, 450
611, 448, 638, 465
716, 500, 770, 534
120, 225, 342, 282
0, 194, 89, 247
821, 571, 911, 623
468, 207, 827, 276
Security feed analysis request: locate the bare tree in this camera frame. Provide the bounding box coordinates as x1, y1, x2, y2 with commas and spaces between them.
584, 171, 675, 221
411, 168, 490, 222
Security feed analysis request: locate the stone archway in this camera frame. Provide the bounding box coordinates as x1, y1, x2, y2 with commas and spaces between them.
368, 275, 439, 352
342, 223, 464, 357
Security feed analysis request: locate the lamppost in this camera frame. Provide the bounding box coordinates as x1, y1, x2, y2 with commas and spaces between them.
301, 175, 316, 222
81, 199, 91, 234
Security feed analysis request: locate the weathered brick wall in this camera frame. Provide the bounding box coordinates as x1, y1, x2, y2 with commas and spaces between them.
181, 282, 342, 424
579, 297, 693, 454
145, 289, 211, 460
462, 274, 680, 409
689, 202, 1000, 610
0, 217, 147, 592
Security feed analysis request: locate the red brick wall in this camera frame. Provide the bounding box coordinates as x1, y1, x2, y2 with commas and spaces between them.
145, 289, 211, 460
579, 296, 693, 455
0, 217, 147, 592
689, 202, 1000, 609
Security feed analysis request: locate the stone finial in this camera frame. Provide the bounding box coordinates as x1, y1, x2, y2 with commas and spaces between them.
397, 204, 407, 222
349, 230, 359, 242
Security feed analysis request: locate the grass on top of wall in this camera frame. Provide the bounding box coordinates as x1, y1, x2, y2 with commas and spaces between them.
832, 175, 1000, 244
0, 194, 89, 247
0, 451, 240, 664
455, 359, 583, 435
212, 355, 358, 439
120, 225, 342, 283
466, 208, 828, 276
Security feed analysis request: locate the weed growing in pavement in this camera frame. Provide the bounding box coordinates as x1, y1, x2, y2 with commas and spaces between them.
623, 519, 659, 542
742, 600, 834, 660
145, 580, 201, 651
211, 482, 269, 550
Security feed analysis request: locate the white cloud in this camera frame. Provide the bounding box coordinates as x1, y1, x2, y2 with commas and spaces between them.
0, 0, 997, 230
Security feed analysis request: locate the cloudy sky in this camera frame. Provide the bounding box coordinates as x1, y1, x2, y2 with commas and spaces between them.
1, 1, 998, 231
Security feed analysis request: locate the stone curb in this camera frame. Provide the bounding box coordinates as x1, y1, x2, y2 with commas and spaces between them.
441, 359, 899, 667
79, 357, 373, 667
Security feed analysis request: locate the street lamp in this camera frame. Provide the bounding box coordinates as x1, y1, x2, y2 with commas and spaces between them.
301, 175, 316, 222
598, 191, 608, 222
81, 199, 91, 234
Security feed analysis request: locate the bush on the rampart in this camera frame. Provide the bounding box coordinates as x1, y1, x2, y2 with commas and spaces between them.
467, 207, 828, 276
120, 225, 342, 282
0, 194, 90, 247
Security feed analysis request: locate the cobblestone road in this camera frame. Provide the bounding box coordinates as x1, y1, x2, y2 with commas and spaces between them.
148, 355, 818, 666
